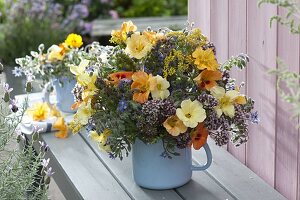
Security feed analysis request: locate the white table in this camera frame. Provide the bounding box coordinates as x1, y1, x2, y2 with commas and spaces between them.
17, 93, 287, 200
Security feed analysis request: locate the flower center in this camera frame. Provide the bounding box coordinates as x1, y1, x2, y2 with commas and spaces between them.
157, 83, 162, 90
185, 113, 192, 118
135, 42, 145, 52
168, 117, 177, 127
220, 96, 231, 107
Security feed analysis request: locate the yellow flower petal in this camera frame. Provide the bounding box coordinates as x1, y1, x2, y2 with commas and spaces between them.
125, 33, 152, 59
65, 33, 83, 48
211, 86, 225, 99
149, 75, 170, 100
27, 102, 50, 121
192, 47, 218, 71
222, 104, 235, 118
176, 99, 206, 128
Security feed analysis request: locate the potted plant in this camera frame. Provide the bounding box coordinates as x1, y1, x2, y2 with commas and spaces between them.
15, 33, 84, 113
69, 21, 258, 189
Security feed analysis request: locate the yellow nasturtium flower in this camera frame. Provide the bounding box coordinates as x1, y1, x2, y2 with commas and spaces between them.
70, 59, 95, 87
176, 99, 206, 128
143, 31, 165, 44
111, 21, 137, 43
125, 33, 152, 59
76, 100, 93, 125
65, 33, 83, 48
211, 86, 246, 118
27, 102, 50, 121
192, 47, 218, 71
70, 59, 97, 107
149, 75, 170, 100
90, 129, 112, 152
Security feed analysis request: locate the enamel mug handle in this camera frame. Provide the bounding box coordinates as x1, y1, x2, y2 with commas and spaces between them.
191, 143, 212, 171
42, 82, 52, 104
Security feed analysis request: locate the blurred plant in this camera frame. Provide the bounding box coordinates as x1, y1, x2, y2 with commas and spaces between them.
259, 0, 300, 127
0, 0, 5, 23
0, 0, 111, 66
259, 0, 300, 34
269, 59, 300, 128
113, 0, 187, 18
0, 63, 52, 199
0, 0, 68, 66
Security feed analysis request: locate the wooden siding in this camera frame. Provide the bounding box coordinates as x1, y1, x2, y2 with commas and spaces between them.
188, 0, 300, 199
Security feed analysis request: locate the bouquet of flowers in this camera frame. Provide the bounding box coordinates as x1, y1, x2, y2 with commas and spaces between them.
69, 21, 258, 160
15, 33, 84, 86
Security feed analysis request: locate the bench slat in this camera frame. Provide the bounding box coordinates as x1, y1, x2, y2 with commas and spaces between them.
80, 132, 234, 200
193, 139, 287, 200
80, 132, 183, 200
40, 132, 132, 200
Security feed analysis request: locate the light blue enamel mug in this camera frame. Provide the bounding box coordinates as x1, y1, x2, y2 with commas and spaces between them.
42, 77, 76, 113
132, 139, 212, 190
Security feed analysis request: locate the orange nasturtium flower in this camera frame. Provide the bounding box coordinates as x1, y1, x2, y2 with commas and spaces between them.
194, 70, 222, 90
53, 117, 68, 139
190, 122, 209, 150
131, 71, 152, 104
163, 115, 187, 136
107, 71, 134, 86
192, 47, 218, 71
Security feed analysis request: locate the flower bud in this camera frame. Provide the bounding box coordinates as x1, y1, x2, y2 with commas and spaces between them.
44, 176, 51, 185
0, 63, 3, 74
16, 135, 21, 143
25, 82, 32, 93
32, 132, 39, 141
3, 92, 10, 102
10, 104, 19, 113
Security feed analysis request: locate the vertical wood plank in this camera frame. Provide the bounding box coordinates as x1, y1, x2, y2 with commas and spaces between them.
246, 1, 277, 186
209, 0, 229, 64
188, 0, 211, 37
298, 36, 300, 200
227, 0, 247, 164
275, 8, 299, 200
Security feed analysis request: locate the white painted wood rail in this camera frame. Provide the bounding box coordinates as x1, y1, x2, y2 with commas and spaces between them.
91, 16, 187, 36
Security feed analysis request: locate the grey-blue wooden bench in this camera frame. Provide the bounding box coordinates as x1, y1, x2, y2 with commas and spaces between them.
17, 93, 287, 200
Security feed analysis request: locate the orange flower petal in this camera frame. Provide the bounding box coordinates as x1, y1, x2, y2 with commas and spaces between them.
191, 122, 208, 150
131, 71, 152, 103
71, 101, 82, 110
133, 91, 150, 104
194, 70, 222, 90
55, 130, 68, 139
234, 96, 247, 105
54, 117, 68, 139
108, 71, 133, 86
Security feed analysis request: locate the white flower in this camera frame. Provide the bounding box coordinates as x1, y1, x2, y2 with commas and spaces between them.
12, 67, 23, 77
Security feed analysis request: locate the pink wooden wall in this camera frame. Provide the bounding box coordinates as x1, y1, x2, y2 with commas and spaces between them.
188, 0, 300, 199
